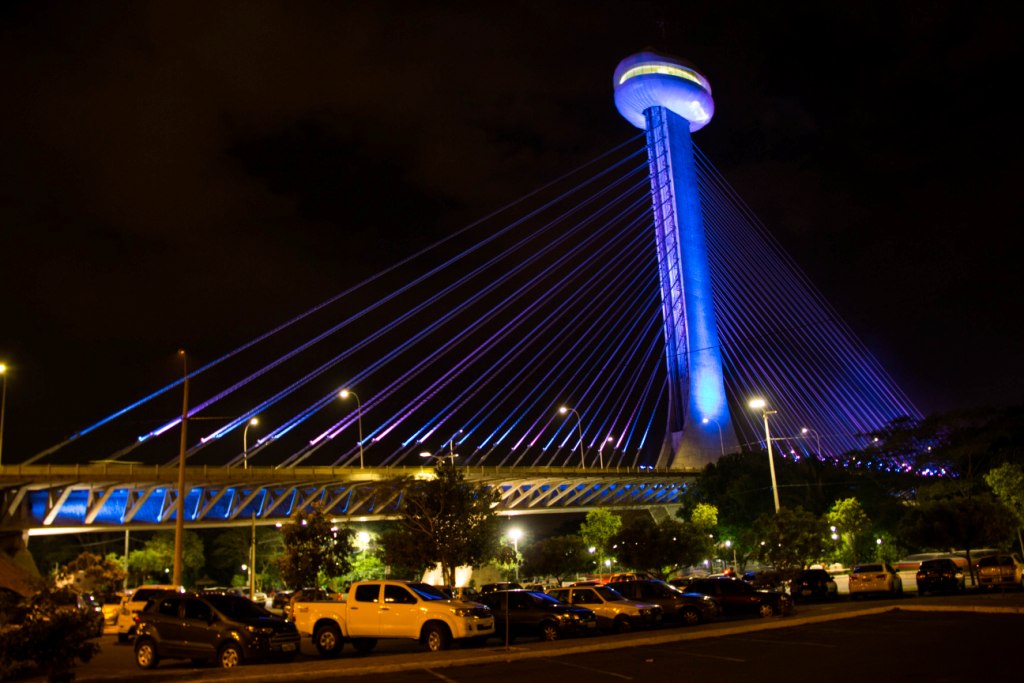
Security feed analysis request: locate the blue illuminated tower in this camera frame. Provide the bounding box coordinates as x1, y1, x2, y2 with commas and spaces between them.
614, 51, 739, 468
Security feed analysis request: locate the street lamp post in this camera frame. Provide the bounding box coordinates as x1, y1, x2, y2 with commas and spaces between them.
598, 436, 613, 469
701, 417, 725, 457
248, 512, 256, 600
242, 417, 259, 469
558, 406, 586, 468
0, 362, 7, 466
801, 427, 821, 457
748, 398, 780, 513
339, 389, 364, 469
173, 350, 190, 588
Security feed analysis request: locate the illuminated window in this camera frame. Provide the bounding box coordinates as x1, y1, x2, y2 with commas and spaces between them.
618, 64, 709, 92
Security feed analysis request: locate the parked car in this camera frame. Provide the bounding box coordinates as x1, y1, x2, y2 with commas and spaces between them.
916, 558, 965, 595
976, 554, 1024, 590
848, 563, 903, 599
546, 584, 662, 632
480, 582, 523, 595
478, 589, 597, 641
685, 577, 793, 618
668, 576, 697, 590
789, 569, 838, 601
116, 584, 183, 642
134, 591, 300, 669
606, 579, 718, 625
607, 572, 653, 583
209, 586, 269, 607
282, 588, 343, 620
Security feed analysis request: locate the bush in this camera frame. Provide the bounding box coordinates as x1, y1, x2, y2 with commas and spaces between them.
0, 586, 100, 682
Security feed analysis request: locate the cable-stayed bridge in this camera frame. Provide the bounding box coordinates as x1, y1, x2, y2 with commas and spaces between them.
0, 52, 921, 534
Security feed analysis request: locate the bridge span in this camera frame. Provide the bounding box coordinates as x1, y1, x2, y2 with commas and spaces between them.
0, 464, 699, 534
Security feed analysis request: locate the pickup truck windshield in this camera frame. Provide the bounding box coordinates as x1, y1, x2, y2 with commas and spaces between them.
407, 583, 449, 601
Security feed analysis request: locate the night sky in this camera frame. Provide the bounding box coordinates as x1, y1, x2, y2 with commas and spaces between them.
1, 1, 1020, 461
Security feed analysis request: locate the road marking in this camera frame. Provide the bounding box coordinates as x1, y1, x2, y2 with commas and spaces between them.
640, 646, 745, 662
731, 636, 837, 648
541, 657, 633, 679
424, 668, 460, 683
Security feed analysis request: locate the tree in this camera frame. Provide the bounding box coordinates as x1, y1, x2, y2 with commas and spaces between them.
826, 498, 871, 565
278, 503, 354, 590
579, 508, 622, 573
985, 462, 1024, 555
127, 531, 203, 586
380, 463, 500, 588
611, 515, 709, 578
751, 506, 825, 570
897, 486, 1015, 583
57, 552, 125, 598
520, 535, 591, 584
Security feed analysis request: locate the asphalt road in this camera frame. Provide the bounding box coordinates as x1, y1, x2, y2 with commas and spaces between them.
55, 588, 1024, 683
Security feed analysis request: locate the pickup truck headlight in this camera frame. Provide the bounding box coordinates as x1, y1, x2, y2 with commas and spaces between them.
450, 607, 475, 617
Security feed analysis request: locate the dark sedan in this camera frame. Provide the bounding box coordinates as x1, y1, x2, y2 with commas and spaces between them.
789, 569, 838, 602
607, 579, 718, 625
916, 558, 965, 595
478, 589, 597, 642
685, 577, 793, 618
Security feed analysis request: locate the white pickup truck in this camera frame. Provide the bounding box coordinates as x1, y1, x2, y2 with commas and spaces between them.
291, 580, 495, 655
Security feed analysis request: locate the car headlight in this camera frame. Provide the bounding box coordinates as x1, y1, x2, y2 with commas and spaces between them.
246, 625, 275, 635
450, 607, 475, 617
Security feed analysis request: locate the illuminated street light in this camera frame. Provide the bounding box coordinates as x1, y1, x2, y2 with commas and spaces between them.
420, 450, 458, 466
701, 417, 725, 456
0, 362, 7, 466
748, 398, 780, 513
242, 417, 259, 469
558, 406, 586, 469
339, 389, 364, 469
508, 527, 523, 581
801, 427, 821, 457
357, 531, 371, 560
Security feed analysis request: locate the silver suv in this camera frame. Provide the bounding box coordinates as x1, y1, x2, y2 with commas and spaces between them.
546, 584, 662, 632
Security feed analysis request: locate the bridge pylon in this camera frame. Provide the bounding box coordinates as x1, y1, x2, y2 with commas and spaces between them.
614, 50, 740, 469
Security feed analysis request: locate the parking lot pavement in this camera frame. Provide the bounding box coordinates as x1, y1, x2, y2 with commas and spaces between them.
68, 589, 1024, 682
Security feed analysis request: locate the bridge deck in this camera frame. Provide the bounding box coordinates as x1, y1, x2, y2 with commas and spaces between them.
0, 465, 699, 533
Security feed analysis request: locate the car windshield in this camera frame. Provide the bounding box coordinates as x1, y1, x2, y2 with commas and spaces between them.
407, 583, 448, 601
854, 565, 884, 573
979, 556, 1012, 567
204, 594, 270, 619
529, 591, 561, 605
594, 586, 627, 602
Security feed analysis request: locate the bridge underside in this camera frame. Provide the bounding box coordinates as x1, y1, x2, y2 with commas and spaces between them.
0, 464, 699, 534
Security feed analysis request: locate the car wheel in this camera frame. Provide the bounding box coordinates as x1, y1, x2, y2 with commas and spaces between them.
423, 623, 452, 651
218, 642, 242, 668
540, 621, 560, 641
757, 602, 774, 618
679, 607, 701, 626
352, 638, 377, 655
134, 638, 159, 669
612, 617, 632, 633
314, 623, 344, 657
